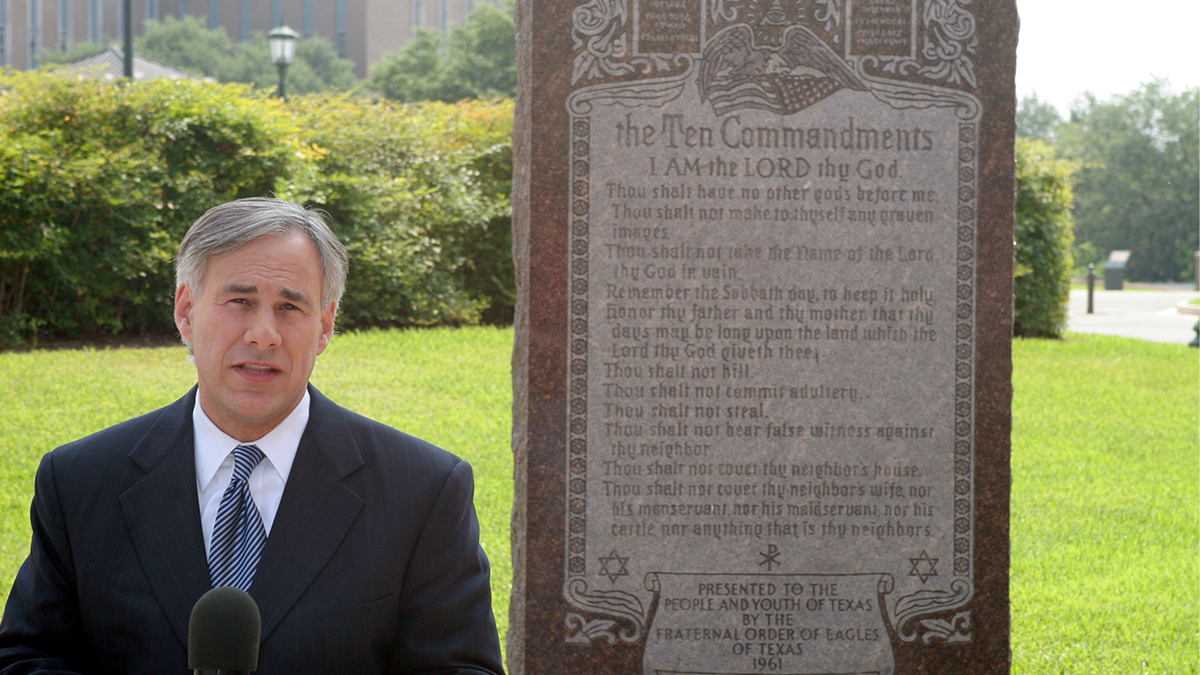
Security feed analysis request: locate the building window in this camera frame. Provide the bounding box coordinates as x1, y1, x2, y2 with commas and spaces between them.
179, 0, 187, 18
0, 0, 7, 67
303, 0, 312, 35
209, 0, 218, 30
59, 0, 69, 51
271, 0, 280, 28
239, 0, 248, 39
335, 0, 345, 56
30, 0, 41, 67
90, 0, 100, 43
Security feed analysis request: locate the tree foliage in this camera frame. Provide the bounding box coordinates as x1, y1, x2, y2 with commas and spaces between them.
370, 5, 515, 102
1016, 93, 1063, 143
369, 31, 443, 103
137, 15, 232, 77
134, 17, 360, 94
216, 35, 360, 95
36, 41, 109, 67
1013, 137, 1076, 338
1056, 80, 1199, 282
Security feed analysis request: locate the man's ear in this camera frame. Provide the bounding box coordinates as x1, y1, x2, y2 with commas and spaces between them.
175, 284, 195, 343
316, 302, 337, 355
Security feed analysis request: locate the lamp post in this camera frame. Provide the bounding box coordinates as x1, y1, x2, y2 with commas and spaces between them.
267, 25, 300, 101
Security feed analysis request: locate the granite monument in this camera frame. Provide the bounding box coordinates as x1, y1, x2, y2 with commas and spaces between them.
511, 1, 1016, 673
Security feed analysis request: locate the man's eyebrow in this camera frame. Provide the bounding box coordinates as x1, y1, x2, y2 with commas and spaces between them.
279, 288, 311, 304
220, 283, 310, 305
224, 282, 258, 295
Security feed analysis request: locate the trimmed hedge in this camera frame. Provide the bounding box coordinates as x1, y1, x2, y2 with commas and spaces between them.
283, 96, 513, 328
0, 72, 513, 346
1013, 137, 1076, 338
0, 72, 293, 343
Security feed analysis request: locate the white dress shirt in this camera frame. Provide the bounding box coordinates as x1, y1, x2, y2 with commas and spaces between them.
194, 391, 309, 557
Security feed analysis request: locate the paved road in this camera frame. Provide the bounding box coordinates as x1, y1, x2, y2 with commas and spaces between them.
1067, 287, 1199, 345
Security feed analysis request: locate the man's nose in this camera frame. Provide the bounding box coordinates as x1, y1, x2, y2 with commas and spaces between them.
244, 307, 281, 348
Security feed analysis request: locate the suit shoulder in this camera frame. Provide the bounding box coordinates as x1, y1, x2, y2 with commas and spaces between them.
48, 395, 191, 469
336, 407, 463, 469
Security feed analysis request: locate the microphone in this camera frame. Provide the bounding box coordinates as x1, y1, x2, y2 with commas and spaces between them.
188, 586, 261, 675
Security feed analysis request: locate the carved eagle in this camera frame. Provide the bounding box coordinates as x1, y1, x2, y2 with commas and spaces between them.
699, 24, 868, 116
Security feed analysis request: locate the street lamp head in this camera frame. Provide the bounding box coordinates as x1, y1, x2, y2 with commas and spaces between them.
268, 25, 300, 67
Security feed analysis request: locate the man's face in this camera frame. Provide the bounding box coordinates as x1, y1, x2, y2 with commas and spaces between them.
174, 233, 336, 441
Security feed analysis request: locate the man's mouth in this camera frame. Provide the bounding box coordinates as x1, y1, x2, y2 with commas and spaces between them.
238, 364, 278, 375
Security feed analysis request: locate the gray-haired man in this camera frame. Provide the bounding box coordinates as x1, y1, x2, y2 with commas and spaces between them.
0, 198, 505, 674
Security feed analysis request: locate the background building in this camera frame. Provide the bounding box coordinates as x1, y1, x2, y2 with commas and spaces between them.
0, 0, 500, 77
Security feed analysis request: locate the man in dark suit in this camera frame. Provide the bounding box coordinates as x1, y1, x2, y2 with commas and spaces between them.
0, 198, 505, 674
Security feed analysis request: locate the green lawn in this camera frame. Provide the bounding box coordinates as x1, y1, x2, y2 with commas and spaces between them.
0, 327, 515, 649
0, 328, 1196, 673
1011, 334, 1198, 674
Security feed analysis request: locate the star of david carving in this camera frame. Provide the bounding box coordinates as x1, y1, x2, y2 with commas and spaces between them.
598, 549, 630, 583
758, 544, 782, 571
909, 550, 939, 583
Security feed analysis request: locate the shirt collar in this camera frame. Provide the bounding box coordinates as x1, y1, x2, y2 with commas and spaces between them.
193, 390, 310, 492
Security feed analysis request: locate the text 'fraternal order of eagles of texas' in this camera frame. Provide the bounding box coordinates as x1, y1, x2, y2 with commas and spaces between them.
512, 1, 1016, 674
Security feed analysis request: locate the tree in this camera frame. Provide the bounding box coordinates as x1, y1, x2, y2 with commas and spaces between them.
137, 15, 232, 77
1017, 93, 1064, 143
370, 5, 515, 102
1057, 80, 1199, 282
37, 41, 108, 66
217, 35, 360, 95
439, 5, 517, 99
135, 18, 360, 94
293, 37, 361, 93
369, 31, 443, 102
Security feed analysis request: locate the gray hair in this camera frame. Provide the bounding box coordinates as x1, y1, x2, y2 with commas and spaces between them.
176, 197, 349, 312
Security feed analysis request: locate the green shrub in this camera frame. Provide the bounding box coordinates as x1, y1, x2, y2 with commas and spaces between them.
0, 72, 513, 346
0, 72, 294, 343
1014, 137, 1077, 338
283, 96, 513, 327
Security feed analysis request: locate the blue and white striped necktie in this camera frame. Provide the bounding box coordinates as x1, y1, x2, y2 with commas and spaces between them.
208, 444, 267, 592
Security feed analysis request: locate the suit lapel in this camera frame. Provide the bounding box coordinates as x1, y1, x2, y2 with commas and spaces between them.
251, 387, 365, 640
118, 388, 212, 650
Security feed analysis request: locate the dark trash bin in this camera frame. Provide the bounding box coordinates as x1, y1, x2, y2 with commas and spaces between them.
1104, 250, 1130, 291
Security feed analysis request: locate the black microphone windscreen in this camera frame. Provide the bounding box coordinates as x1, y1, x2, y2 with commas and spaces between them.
188, 586, 261, 672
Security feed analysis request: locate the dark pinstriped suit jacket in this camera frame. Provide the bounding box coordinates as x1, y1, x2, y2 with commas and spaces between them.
0, 385, 504, 675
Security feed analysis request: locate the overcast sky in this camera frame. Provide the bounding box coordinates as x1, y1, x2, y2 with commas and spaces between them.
1015, 0, 1200, 114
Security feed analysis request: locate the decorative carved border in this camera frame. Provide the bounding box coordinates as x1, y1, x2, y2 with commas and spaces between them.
866, 0, 979, 88
574, 0, 977, 88
562, 71, 691, 646
571, 0, 688, 83
893, 579, 973, 643
563, 0, 981, 649
952, 118, 978, 585
565, 111, 591, 584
